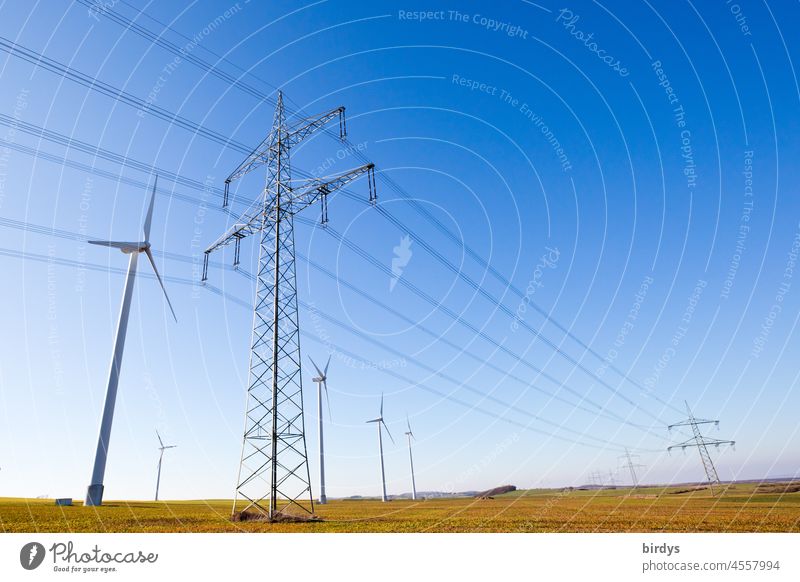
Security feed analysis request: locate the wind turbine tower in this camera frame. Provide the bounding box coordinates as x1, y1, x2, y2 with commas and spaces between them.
404, 415, 417, 500
154, 431, 176, 501
309, 356, 331, 505
84, 177, 176, 506
366, 394, 394, 502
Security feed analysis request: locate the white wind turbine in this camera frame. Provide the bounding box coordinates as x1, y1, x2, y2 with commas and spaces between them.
84, 176, 176, 506
366, 393, 394, 502
154, 430, 176, 501
404, 415, 417, 500
309, 355, 332, 505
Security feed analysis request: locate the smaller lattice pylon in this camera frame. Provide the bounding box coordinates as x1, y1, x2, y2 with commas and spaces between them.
618, 447, 646, 488
667, 401, 735, 495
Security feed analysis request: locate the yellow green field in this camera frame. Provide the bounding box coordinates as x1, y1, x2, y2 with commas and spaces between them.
2, 483, 798, 533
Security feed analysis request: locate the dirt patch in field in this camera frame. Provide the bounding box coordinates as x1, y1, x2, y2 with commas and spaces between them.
232, 510, 321, 523
668, 486, 708, 495
475, 485, 516, 499
756, 483, 800, 494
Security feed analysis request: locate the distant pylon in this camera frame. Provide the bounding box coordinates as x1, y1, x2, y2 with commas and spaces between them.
619, 447, 646, 488
668, 401, 735, 495
203, 92, 377, 520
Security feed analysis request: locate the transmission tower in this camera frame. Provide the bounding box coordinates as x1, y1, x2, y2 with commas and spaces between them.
667, 401, 735, 495
202, 92, 377, 519
619, 447, 646, 488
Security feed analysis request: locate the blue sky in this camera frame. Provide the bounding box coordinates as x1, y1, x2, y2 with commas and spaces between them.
0, 0, 798, 501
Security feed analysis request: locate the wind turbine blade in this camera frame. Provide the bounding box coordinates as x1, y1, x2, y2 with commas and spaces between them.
88, 240, 141, 252
323, 379, 332, 421
143, 175, 158, 241
406, 415, 415, 440
382, 420, 395, 444
308, 356, 323, 377
323, 355, 331, 375
380, 393, 384, 417
144, 248, 177, 322
156, 430, 164, 448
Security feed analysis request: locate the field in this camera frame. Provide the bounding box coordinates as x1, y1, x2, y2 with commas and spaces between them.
2, 483, 799, 533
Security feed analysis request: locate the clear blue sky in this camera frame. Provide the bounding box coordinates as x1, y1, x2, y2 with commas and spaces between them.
0, 0, 798, 500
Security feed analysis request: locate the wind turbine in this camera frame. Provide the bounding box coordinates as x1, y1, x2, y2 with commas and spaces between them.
366, 394, 394, 502
154, 431, 176, 501
309, 355, 331, 504
404, 415, 417, 500
84, 176, 177, 506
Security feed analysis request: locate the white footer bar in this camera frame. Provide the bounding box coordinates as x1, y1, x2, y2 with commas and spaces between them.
1, 533, 797, 581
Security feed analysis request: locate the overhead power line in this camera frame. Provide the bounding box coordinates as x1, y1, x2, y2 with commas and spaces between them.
0, 243, 660, 454
0, 33, 679, 421
294, 215, 671, 427
0, 35, 252, 155
0, 121, 675, 428
65, 0, 679, 418
0, 113, 231, 200
0, 214, 666, 441
74, 0, 283, 105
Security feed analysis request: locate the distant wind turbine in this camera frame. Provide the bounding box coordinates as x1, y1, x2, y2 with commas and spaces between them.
154, 431, 176, 501
366, 394, 394, 502
404, 415, 417, 500
84, 176, 177, 507
309, 355, 331, 504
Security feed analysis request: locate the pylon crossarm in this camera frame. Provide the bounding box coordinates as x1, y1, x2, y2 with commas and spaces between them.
203, 204, 275, 257
285, 106, 346, 148
668, 418, 717, 429
225, 107, 344, 188
697, 438, 735, 447
289, 163, 375, 219
667, 437, 698, 451
667, 437, 734, 450
226, 129, 279, 184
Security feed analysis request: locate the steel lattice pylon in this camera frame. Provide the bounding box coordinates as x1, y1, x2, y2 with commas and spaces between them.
667, 401, 735, 495
202, 92, 377, 519
618, 447, 645, 488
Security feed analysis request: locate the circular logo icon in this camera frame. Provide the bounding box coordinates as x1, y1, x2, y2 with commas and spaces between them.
19, 542, 46, 570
